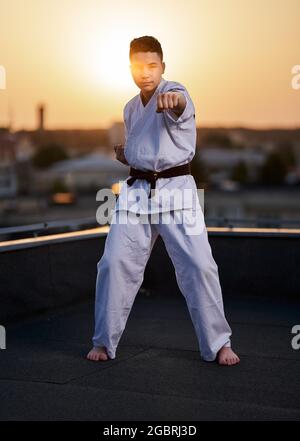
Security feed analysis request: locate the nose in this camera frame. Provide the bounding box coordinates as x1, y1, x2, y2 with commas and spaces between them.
141, 66, 151, 78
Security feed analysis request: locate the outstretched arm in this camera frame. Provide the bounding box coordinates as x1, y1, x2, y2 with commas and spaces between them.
156, 92, 187, 118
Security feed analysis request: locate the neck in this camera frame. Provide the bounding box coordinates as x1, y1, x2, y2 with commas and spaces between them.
140, 90, 154, 105
141, 78, 163, 101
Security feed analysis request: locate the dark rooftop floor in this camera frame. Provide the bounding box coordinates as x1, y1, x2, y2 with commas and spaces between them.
1, 293, 300, 421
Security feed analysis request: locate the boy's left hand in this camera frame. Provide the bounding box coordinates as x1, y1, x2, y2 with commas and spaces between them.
156, 91, 186, 114
114, 143, 129, 166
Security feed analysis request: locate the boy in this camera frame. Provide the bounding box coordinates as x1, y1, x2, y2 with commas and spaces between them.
87, 36, 240, 365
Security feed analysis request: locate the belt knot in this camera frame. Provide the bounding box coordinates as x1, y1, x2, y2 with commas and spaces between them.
126, 162, 191, 199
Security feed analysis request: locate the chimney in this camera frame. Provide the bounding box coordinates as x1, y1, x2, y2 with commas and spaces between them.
37, 103, 45, 131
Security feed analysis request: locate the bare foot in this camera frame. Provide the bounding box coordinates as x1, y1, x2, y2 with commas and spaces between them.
217, 346, 240, 366
86, 346, 109, 361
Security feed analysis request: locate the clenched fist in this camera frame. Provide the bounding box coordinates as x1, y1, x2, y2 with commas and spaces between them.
114, 143, 129, 166
156, 91, 186, 114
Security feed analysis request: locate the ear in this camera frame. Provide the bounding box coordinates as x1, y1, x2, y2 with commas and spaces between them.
162, 62, 166, 73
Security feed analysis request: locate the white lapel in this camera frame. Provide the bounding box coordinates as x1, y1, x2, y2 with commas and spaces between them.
126, 77, 167, 141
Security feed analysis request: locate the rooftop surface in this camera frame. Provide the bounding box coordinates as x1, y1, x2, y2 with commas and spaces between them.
1, 292, 300, 421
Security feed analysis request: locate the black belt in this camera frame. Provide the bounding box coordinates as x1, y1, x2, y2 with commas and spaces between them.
126, 162, 192, 198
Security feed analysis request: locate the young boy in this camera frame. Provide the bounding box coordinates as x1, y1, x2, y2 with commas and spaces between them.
87, 36, 240, 366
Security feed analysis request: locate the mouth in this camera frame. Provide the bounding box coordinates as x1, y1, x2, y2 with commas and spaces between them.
142, 82, 153, 86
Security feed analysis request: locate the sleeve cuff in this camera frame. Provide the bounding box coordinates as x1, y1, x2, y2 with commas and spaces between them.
164, 90, 195, 124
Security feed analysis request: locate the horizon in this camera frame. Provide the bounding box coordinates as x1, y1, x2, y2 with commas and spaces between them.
2, 124, 300, 133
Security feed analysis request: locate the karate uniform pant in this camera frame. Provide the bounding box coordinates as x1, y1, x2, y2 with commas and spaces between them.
92, 208, 232, 361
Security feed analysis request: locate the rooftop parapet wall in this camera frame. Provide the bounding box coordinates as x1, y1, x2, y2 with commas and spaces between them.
0, 227, 299, 323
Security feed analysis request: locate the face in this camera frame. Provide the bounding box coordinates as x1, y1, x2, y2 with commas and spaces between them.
129, 51, 165, 94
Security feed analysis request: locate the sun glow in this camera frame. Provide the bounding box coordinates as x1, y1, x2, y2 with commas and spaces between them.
79, 29, 133, 93
1, 0, 299, 129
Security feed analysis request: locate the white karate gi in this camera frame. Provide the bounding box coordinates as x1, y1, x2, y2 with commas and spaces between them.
92, 77, 232, 361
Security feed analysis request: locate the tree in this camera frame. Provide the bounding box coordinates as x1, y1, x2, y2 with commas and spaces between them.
276, 141, 297, 168
32, 143, 68, 169
202, 131, 234, 149
231, 160, 248, 183
259, 151, 287, 185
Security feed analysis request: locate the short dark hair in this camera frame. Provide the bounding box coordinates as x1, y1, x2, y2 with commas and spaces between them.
129, 36, 163, 62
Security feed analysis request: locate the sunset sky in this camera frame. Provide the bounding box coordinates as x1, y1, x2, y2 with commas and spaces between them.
0, 0, 299, 130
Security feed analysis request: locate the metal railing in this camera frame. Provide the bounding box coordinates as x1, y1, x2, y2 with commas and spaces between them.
0, 216, 98, 240
204, 217, 300, 229
1, 216, 300, 241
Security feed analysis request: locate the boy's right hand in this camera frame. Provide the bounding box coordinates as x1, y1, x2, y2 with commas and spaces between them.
113, 144, 129, 166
